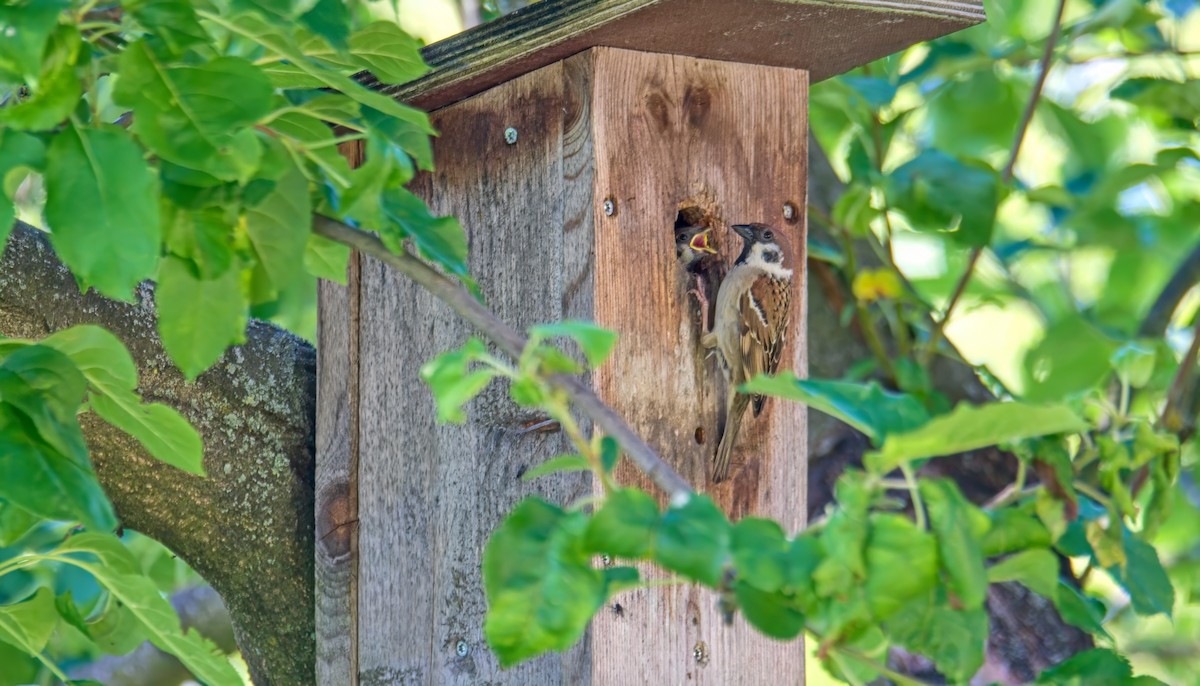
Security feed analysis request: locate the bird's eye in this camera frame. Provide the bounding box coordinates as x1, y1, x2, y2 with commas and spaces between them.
763, 230, 774, 241
676, 233, 688, 243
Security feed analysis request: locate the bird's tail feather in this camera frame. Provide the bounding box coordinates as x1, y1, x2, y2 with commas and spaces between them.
713, 393, 750, 483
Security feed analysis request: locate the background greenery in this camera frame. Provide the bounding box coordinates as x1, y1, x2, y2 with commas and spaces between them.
0, 0, 1197, 684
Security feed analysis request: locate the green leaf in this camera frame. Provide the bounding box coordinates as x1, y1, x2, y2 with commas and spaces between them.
522, 454, 591, 481
863, 514, 938, 621
378, 188, 469, 277
0, 344, 87, 457
124, 0, 211, 55
529, 321, 619, 369
1022, 316, 1118, 402
1053, 580, 1110, 638
163, 203, 234, 280
86, 593, 148, 655
42, 326, 205, 475
44, 124, 161, 301
740, 376, 929, 445
267, 110, 353, 186
585, 488, 658, 559
0, 501, 39, 546
1111, 342, 1156, 389
867, 402, 1088, 474
419, 338, 494, 423
0, 24, 81, 131
654, 495, 731, 586
920, 479, 988, 609
813, 474, 871, 595
55, 590, 92, 640
599, 436, 620, 474
981, 506, 1052, 557
347, 21, 429, 85
602, 566, 640, 594
884, 591, 987, 683
731, 518, 789, 593
885, 150, 1000, 246
0, 587, 58, 655
483, 498, 606, 667
57, 532, 139, 574
0, 347, 116, 530
1035, 648, 1136, 686
0, 410, 114, 531
115, 44, 273, 180
299, 0, 351, 49
245, 158, 313, 292
62, 553, 240, 685
0, 0, 68, 80
987, 548, 1059, 598
157, 256, 248, 380
1112, 533, 1174, 618
735, 581, 805, 639
304, 233, 351, 285
208, 11, 434, 166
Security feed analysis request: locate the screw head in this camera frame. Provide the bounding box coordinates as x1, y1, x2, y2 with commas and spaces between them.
455, 640, 469, 657
503, 127, 518, 145
783, 202, 797, 221
693, 640, 709, 666
603, 198, 616, 217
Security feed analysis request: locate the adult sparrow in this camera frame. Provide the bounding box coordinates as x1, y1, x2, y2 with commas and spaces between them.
703, 223, 792, 482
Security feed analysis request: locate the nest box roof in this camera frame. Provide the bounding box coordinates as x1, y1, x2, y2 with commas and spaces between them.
366, 0, 985, 111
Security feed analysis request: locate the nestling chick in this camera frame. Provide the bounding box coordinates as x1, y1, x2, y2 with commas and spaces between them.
675, 224, 724, 330
703, 223, 793, 483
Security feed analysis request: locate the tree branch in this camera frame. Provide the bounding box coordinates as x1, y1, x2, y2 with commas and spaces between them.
310, 214, 693, 499
1139, 240, 1200, 338
923, 0, 1068, 362
0, 222, 316, 686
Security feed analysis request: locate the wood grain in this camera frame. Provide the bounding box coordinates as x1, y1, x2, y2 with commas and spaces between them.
316, 142, 365, 686
354, 62, 593, 686
363, 0, 983, 111
586, 47, 809, 685
336, 47, 809, 684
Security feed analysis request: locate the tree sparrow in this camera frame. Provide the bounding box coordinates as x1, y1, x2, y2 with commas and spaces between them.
675, 224, 723, 330
703, 223, 792, 483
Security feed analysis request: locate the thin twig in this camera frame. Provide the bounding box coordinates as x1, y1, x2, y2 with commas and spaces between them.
922, 0, 1068, 364
1161, 315, 1200, 435
311, 215, 694, 498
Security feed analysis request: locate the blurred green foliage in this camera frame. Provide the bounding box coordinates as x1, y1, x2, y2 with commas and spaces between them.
0, 0, 1198, 684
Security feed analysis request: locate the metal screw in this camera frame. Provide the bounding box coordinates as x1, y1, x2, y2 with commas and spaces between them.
603, 198, 616, 216
455, 640, 469, 657
783, 202, 797, 221
693, 641, 709, 666
504, 127, 518, 145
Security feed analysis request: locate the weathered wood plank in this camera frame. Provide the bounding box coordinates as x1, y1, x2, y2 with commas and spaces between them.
355, 62, 593, 685
316, 142, 365, 686
586, 47, 809, 684
364, 0, 984, 111
344, 45, 809, 685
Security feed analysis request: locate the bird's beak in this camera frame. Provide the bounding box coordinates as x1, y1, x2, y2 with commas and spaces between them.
732, 224, 756, 241
689, 228, 717, 254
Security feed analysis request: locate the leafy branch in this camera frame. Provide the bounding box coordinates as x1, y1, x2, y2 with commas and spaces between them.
311, 215, 692, 498
921, 0, 1070, 365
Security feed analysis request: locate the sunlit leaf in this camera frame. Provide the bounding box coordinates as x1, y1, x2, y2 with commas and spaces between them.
867, 402, 1088, 474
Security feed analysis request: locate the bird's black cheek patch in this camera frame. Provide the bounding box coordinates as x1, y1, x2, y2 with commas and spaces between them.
763, 249, 781, 263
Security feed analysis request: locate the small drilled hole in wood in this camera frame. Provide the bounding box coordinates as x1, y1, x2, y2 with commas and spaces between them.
694, 426, 705, 444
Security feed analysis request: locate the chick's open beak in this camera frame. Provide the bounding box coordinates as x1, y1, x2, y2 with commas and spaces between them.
689, 228, 717, 254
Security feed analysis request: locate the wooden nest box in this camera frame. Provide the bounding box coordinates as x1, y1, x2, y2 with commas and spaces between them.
317, 1, 985, 684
